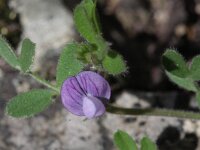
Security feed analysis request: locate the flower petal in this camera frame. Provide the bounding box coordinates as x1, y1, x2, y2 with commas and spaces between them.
61, 71, 111, 118
61, 77, 85, 116
76, 71, 111, 99
82, 95, 105, 119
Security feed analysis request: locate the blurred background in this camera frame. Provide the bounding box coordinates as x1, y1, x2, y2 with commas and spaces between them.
0, 0, 200, 149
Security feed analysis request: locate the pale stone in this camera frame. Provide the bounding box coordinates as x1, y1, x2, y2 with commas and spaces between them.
183, 120, 196, 133
9, 0, 75, 70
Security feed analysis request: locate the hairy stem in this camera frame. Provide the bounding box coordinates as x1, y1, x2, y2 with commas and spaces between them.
28, 73, 60, 93
106, 104, 200, 120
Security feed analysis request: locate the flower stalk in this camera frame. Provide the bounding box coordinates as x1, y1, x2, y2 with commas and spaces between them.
106, 104, 200, 120
28, 72, 60, 93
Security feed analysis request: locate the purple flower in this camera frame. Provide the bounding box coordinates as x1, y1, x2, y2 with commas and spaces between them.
61, 71, 111, 119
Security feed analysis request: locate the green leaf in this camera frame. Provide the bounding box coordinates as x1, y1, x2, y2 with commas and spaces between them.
165, 71, 197, 92
189, 55, 200, 81
6, 89, 53, 118
162, 49, 189, 78
56, 43, 84, 87
92, 0, 101, 34
74, 0, 108, 61
141, 137, 157, 150
162, 49, 197, 92
114, 130, 138, 150
102, 50, 126, 75
0, 35, 20, 69
73, 0, 100, 43
18, 38, 35, 73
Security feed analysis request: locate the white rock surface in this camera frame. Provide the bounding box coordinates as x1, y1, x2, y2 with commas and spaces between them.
9, 0, 75, 70
102, 91, 181, 150
64, 114, 103, 150
1, 108, 103, 150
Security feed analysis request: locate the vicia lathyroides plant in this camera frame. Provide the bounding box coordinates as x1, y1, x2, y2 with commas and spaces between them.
1, 0, 200, 149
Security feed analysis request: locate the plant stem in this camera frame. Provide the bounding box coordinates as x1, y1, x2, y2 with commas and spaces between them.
27, 73, 200, 120
28, 73, 60, 94
106, 104, 200, 120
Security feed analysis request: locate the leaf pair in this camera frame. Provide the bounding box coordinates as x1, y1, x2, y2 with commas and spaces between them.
162, 49, 200, 106
0, 36, 54, 118
0, 36, 35, 73
114, 130, 157, 150
74, 0, 127, 75
162, 49, 200, 80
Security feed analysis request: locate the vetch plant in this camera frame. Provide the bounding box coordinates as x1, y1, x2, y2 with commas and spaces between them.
1, 0, 200, 149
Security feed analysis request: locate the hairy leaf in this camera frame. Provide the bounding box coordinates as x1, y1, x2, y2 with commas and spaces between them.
0, 35, 20, 69
102, 50, 126, 75
162, 49, 189, 78
56, 43, 84, 87
165, 71, 197, 92
74, 0, 108, 61
141, 137, 157, 150
6, 89, 53, 118
19, 38, 35, 72
190, 55, 200, 81
114, 130, 138, 150
162, 49, 198, 92
74, 0, 100, 43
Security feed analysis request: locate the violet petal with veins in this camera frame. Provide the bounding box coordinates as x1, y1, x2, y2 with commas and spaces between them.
61, 71, 111, 118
